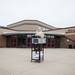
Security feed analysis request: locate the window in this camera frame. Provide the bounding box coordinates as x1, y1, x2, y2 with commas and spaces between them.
50, 36, 54, 39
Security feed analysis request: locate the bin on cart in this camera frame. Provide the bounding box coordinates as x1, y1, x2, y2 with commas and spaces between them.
31, 36, 46, 62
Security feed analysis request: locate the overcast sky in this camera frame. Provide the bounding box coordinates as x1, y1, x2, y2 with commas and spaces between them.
0, 0, 75, 28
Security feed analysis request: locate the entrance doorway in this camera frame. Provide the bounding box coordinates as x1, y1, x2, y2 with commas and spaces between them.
6, 34, 32, 48
6, 35, 17, 47
45, 35, 60, 48
17, 34, 27, 48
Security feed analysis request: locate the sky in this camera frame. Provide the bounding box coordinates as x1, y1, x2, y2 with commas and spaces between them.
0, 0, 75, 28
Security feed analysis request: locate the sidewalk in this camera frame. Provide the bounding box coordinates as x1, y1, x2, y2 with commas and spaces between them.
0, 48, 75, 75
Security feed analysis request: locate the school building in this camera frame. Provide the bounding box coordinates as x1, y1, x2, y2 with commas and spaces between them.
0, 20, 75, 48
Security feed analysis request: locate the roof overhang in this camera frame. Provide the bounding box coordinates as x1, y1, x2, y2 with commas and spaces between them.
3, 31, 65, 36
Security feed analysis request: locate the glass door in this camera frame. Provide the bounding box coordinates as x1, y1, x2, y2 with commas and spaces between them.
17, 34, 27, 48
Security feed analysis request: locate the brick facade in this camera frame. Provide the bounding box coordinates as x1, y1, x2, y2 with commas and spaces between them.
0, 35, 6, 47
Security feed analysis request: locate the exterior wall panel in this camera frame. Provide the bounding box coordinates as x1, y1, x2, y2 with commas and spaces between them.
0, 35, 6, 47
60, 37, 68, 48
60, 36, 75, 48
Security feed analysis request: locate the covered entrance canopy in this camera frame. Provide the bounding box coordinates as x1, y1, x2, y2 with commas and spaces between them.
3, 31, 62, 48
4, 32, 35, 48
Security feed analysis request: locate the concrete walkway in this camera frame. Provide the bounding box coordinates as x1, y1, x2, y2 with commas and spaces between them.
0, 48, 75, 75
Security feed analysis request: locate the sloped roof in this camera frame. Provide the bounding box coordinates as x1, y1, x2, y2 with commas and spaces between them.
44, 26, 75, 35
1, 21, 75, 36
7, 20, 56, 29
0, 26, 17, 35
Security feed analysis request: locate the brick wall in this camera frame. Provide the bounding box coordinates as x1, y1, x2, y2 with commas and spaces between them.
0, 35, 6, 47
60, 36, 75, 48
